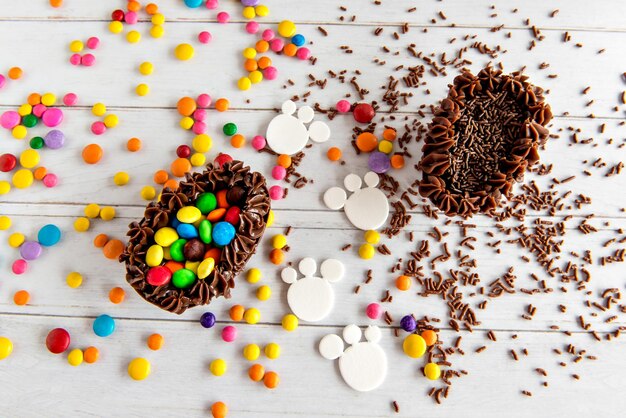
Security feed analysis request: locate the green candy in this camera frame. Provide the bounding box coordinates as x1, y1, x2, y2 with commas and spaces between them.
222, 122, 237, 136
172, 268, 196, 289
199, 220, 212, 244
22, 114, 39, 128
29, 136, 45, 149
170, 238, 188, 262
196, 192, 217, 214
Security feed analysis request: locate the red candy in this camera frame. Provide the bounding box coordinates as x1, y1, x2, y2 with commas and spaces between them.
46, 328, 71, 354
176, 145, 191, 159
0, 153, 17, 172
353, 103, 375, 124
214, 153, 233, 168
225, 206, 241, 226
111, 9, 125, 21
146, 266, 172, 286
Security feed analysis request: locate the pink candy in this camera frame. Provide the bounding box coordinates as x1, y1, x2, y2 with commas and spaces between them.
198, 31, 212, 44
263, 66, 278, 80
43, 173, 58, 188
296, 47, 311, 60
32, 104, 47, 118
124, 11, 138, 24
63, 93, 78, 106
0, 111, 21, 129
86, 36, 100, 49
69, 54, 81, 66
262, 29, 275, 41
12, 259, 28, 275
0, 74, 5, 89
42, 108, 64, 127
269, 185, 283, 200
192, 121, 207, 134
251, 135, 266, 150
197, 94, 211, 108
81, 54, 96, 66
91, 121, 106, 135
366, 303, 382, 320
269, 38, 284, 52
271, 165, 286, 180
205, 0, 218, 9
221, 325, 237, 342
245, 21, 260, 34
193, 109, 207, 121
216, 11, 229, 23
336, 100, 351, 113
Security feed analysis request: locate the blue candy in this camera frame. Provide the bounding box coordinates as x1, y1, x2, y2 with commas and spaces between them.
37, 224, 62, 247
212, 222, 236, 247
177, 223, 199, 239
170, 218, 181, 229
291, 34, 306, 47
184, 0, 203, 7
93, 314, 116, 337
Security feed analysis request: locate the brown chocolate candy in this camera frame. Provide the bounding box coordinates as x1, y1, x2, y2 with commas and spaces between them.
183, 238, 206, 262
226, 186, 246, 206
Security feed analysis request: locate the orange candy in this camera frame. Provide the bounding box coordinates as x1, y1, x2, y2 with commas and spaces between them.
147, 333, 164, 350
103, 239, 124, 260
421, 330, 438, 346
230, 305, 245, 321
82, 144, 103, 164
230, 134, 245, 148
269, 249, 284, 265
382, 128, 397, 141
171, 158, 191, 177
248, 363, 265, 381
94, 233, 110, 248
214, 98, 229, 112
8, 67, 23, 80
356, 132, 378, 152
204, 248, 222, 262
255, 40, 269, 53
127, 137, 142, 152
216, 190, 229, 208
127, 0, 141, 12
244, 59, 258, 72
207, 208, 226, 222
153, 170, 169, 185
390, 154, 404, 169
145, 3, 158, 14
49, 0, 63, 7
84, 346, 99, 363
257, 56, 272, 70
164, 261, 184, 273
177, 97, 197, 116
13, 290, 30, 306
396, 275, 411, 291
263, 371, 279, 389
109, 286, 126, 304
163, 179, 179, 191
283, 43, 297, 57
277, 154, 291, 168
27, 93, 41, 106
33, 167, 47, 180
211, 402, 228, 418
327, 147, 342, 161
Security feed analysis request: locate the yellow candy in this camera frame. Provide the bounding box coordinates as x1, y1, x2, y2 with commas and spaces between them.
114, 172, 130, 186
378, 140, 393, 154
424, 362, 441, 380
67, 348, 84, 366
92, 103, 107, 116
136, 83, 150, 96
154, 227, 178, 247
141, 185, 156, 200
281, 314, 298, 331
0, 336, 13, 360
12, 125, 27, 139
242, 6, 256, 19
74, 217, 90, 232
264, 343, 280, 359
0, 181, 10, 195
192, 134, 212, 153
247, 268, 261, 283
150, 25, 164, 38
126, 30, 141, 43
18, 104, 32, 116
139, 62, 154, 75
267, 210, 274, 227
255, 5, 269, 16
185, 260, 200, 274
190, 153, 206, 167
8, 232, 25, 248
109, 21, 124, 34
209, 358, 227, 376
69, 40, 84, 53
358, 243, 375, 259
271, 234, 287, 249
84, 203, 101, 218
12, 169, 33, 188
151, 13, 165, 25
41, 93, 56, 106
180, 116, 194, 130
278, 20, 296, 38
146, 245, 164, 267
243, 344, 260, 361
364, 230, 380, 245
100, 206, 116, 221
244, 308, 261, 324
177, 206, 202, 223
238, 77, 251, 91
175, 43, 195, 60
197, 258, 215, 279
242, 48, 257, 59
128, 358, 151, 380
402, 334, 426, 358
0, 216, 11, 230
256, 285, 271, 301
19, 149, 40, 168
103, 114, 119, 128
66, 272, 83, 288
162, 246, 172, 260
249, 70, 263, 84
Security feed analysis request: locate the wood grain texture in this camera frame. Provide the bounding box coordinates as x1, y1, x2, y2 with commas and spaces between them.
0, 0, 625, 417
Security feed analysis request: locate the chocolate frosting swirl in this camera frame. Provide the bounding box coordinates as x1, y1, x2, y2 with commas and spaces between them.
120, 161, 271, 314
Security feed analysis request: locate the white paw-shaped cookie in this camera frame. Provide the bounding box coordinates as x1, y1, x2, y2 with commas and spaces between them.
266, 100, 331, 155
319, 324, 387, 392
323, 172, 390, 230
281, 258, 344, 322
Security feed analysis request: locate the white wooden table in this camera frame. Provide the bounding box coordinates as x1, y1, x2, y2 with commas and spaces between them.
1, 1, 625, 416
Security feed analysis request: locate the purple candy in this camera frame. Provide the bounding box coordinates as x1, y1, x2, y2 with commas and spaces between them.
368, 151, 391, 174
20, 241, 43, 260
400, 315, 417, 333
42, 108, 64, 127
200, 312, 216, 328
0, 111, 21, 130
44, 130, 65, 149
241, 0, 260, 6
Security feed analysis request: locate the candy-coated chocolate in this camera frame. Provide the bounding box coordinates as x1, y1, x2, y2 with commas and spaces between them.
198, 219, 213, 244
0, 154, 17, 172
353, 103, 375, 123
400, 315, 417, 332
46, 328, 70, 354
212, 222, 236, 247
402, 334, 426, 358
424, 362, 441, 380
0, 337, 13, 360
169, 238, 187, 262
128, 358, 151, 380
176, 223, 198, 239
221, 326, 237, 342
42, 108, 63, 127
38, 224, 61, 246
366, 302, 382, 319
183, 238, 206, 261
43, 130, 65, 149
172, 268, 196, 289
146, 244, 164, 267
12, 259, 28, 275
154, 227, 178, 247
146, 266, 172, 286
30, 136, 44, 149
226, 186, 246, 205
177, 206, 202, 223
197, 257, 215, 279
93, 314, 115, 337
20, 241, 43, 260
224, 206, 241, 225
200, 311, 216, 328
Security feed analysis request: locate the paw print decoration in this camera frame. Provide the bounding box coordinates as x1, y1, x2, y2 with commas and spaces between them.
266, 100, 331, 155
319, 324, 388, 392
281, 258, 344, 322
323, 172, 390, 230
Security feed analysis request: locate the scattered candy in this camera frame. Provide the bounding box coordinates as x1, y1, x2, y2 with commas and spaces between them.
46, 328, 71, 354
93, 314, 115, 337
128, 358, 151, 380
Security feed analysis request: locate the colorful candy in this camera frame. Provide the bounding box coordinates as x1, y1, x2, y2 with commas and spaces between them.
0, 337, 13, 360
128, 358, 151, 380
46, 328, 71, 354
93, 314, 115, 337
